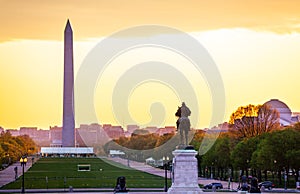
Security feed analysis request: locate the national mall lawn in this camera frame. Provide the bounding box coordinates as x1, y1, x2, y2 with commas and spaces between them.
1, 157, 168, 189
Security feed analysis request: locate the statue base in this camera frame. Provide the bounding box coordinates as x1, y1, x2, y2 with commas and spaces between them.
168, 149, 202, 194
176, 144, 195, 150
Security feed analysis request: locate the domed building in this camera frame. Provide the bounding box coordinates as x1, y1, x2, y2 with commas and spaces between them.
264, 99, 299, 126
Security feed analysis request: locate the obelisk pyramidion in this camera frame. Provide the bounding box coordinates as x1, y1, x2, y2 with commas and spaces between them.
62, 19, 75, 147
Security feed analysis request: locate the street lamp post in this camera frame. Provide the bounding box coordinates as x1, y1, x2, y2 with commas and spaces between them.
228, 168, 232, 190
273, 160, 277, 184
20, 156, 27, 193
163, 156, 169, 192
246, 159, 249, 177
211, 162, 214, 179
284, 169, 287, 190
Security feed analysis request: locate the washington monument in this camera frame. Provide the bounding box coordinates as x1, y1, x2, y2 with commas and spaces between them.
62, 20, 75, 147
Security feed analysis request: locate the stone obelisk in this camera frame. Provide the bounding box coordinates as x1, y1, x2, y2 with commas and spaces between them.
62, 20, 75, 147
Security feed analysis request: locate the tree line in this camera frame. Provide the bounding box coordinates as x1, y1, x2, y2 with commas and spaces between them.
194, 104, 300, 187
105, 104, 300, 187
104, 131, 178, 161
199, 127, 300, 186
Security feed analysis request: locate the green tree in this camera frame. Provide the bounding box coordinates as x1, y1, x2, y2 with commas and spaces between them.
253, 128, 300, 184
201, 135, 233, 179
201, 143, 216, 178
105, 132, 176, 162
231, 135, 265, 180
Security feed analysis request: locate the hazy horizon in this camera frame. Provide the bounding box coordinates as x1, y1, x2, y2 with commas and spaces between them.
1, 0, 300, 129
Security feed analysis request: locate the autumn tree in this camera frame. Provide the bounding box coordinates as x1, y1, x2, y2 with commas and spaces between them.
0, 131, 37, 167
229, 104, 280, 138
0, 132, 23, 164
294, 122, 300, 131
154, 132, 175, 147
257, 104, 281, 132
190, 130, 205, 151
16, 135, 38, 155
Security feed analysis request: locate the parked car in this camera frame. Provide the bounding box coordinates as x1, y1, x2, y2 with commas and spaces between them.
296, 182, 300, 190
258, 181, 275, 190
203, 182, 223, 189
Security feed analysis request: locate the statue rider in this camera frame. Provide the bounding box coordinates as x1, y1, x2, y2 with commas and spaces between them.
175, 102, 191, 146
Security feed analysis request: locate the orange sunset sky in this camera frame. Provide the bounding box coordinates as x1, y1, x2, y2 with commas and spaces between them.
0, 0, 300, 129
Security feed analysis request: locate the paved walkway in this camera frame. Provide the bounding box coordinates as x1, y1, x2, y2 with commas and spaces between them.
106, 157, 171, 178
0, 157, 37, 187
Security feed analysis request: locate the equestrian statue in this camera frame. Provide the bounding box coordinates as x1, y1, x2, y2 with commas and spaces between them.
175, 102, 191, 146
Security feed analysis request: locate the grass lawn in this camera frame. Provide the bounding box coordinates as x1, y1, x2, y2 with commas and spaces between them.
1, 157, 169, 189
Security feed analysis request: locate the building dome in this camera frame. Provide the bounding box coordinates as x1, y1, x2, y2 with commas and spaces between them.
264, 99, 291, 114
264, 99, 292, 126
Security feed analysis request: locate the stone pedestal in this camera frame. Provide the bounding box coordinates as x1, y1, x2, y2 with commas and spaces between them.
168, 149, 202, 194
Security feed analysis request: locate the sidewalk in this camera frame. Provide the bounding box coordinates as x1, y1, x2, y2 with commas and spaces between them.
105, 157, 171, 178
0, 157, 36, 188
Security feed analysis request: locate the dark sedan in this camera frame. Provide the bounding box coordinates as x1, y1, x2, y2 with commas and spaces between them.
258, 181, 275, 190
203, 182, 223, 189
